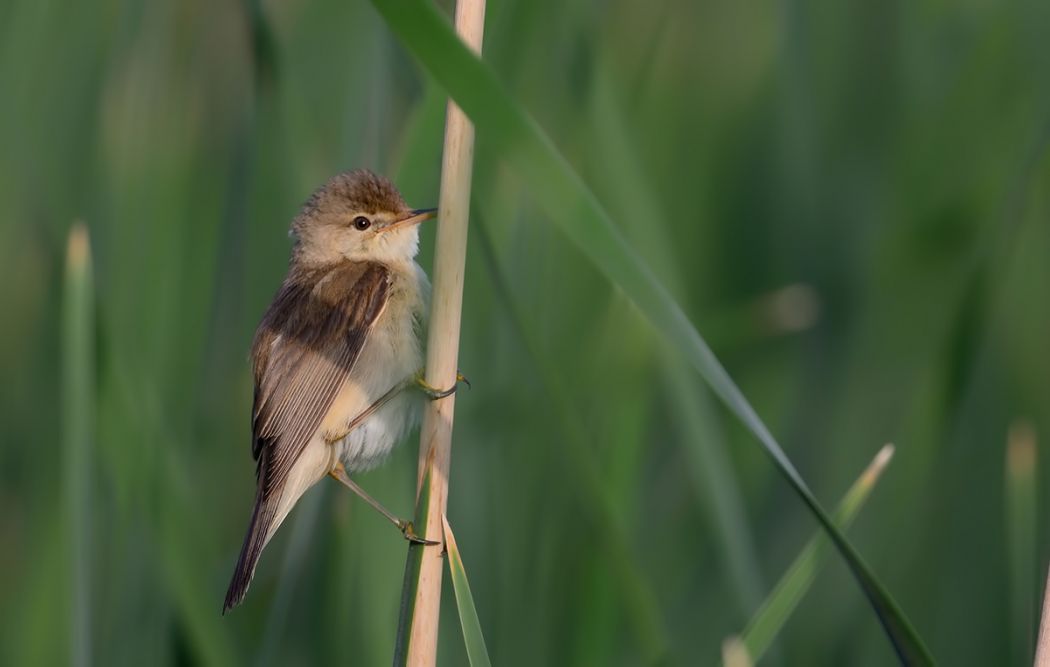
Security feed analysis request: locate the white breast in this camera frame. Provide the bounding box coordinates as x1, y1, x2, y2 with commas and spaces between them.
322, 260, 428, 471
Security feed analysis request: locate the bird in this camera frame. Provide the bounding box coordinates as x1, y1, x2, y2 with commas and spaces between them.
223, 170, 457, 613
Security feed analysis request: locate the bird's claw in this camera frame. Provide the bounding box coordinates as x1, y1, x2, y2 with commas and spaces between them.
414, 369, 470, 399
456, 371, 471, 390
399, 520, 439, 546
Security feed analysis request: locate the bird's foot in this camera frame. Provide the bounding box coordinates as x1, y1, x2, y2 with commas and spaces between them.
398, 520, 439, 546
414, 370, 470, 399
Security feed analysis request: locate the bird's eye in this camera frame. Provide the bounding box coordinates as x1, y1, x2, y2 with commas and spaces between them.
352, 216, 372, 231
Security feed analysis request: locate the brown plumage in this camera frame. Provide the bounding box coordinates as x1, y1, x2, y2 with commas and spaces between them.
224, 171, 432, 613
251, 262, 391, 491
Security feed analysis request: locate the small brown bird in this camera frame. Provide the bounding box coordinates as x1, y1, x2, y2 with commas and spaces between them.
223, 170, 454, 613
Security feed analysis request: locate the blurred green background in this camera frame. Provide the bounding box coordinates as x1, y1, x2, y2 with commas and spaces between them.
2, 0, 1048, 664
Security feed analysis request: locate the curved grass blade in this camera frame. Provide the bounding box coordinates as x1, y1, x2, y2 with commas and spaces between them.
739, 445, 896, 663
442, 515, 492, 667
370, 2, 933, 661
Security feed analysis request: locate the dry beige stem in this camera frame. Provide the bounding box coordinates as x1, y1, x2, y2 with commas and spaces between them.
1037, 564, 1050, 666
406, 0, 486, 664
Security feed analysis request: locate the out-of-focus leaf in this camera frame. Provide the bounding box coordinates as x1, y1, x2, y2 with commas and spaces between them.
1006, 422, 1038, 665
63, 224, 95, 667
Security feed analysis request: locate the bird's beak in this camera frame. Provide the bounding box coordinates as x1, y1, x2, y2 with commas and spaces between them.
380, 208, 437, 233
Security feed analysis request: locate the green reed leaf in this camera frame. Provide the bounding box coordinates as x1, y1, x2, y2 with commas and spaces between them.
370, 2, 933, 661
442, 516, 492, 667
739, 445, 895, 662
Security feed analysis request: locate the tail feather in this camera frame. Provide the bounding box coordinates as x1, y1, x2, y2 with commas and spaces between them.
223, 490, 278, 614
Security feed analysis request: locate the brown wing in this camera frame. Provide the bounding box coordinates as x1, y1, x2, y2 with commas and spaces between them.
250, 261, 391, 497
224, 261, 390, 613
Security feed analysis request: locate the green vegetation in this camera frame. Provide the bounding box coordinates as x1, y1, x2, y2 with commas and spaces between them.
443, 515, 493, 667
1, 0, 1047, 665
739, 445, 894, 662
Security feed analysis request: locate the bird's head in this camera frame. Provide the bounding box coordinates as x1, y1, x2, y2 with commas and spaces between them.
290, 170, 435, 265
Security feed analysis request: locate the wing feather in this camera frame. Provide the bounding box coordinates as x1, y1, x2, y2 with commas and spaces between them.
249, 261, 391, 496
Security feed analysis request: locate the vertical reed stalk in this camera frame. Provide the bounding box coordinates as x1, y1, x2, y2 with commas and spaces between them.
1007, 421, 1038, 664
403, 1, 486, 664
63, 224, 94, 667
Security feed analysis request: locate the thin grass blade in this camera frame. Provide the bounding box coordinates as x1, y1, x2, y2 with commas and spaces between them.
442, 515, 492, 667
739, 444, 896, 663
370, 2, 932, 661
722, 636, 752, 667
63, 223, 94, 667
1006, 421, 1037, 665
393, 460, 434, 666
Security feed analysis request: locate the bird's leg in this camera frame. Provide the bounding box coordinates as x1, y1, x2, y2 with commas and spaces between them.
324, 367, 469, 444
328, 463, 437, 545
324, 380, 431, 542
414, 369, 470, 399
322, 370, 467, 545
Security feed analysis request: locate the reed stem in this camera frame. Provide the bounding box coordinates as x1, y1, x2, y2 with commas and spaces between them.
404, 0, 486, 664
63, 224, 94, 667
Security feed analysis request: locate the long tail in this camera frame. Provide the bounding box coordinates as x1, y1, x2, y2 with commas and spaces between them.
223, 488, 279, 614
